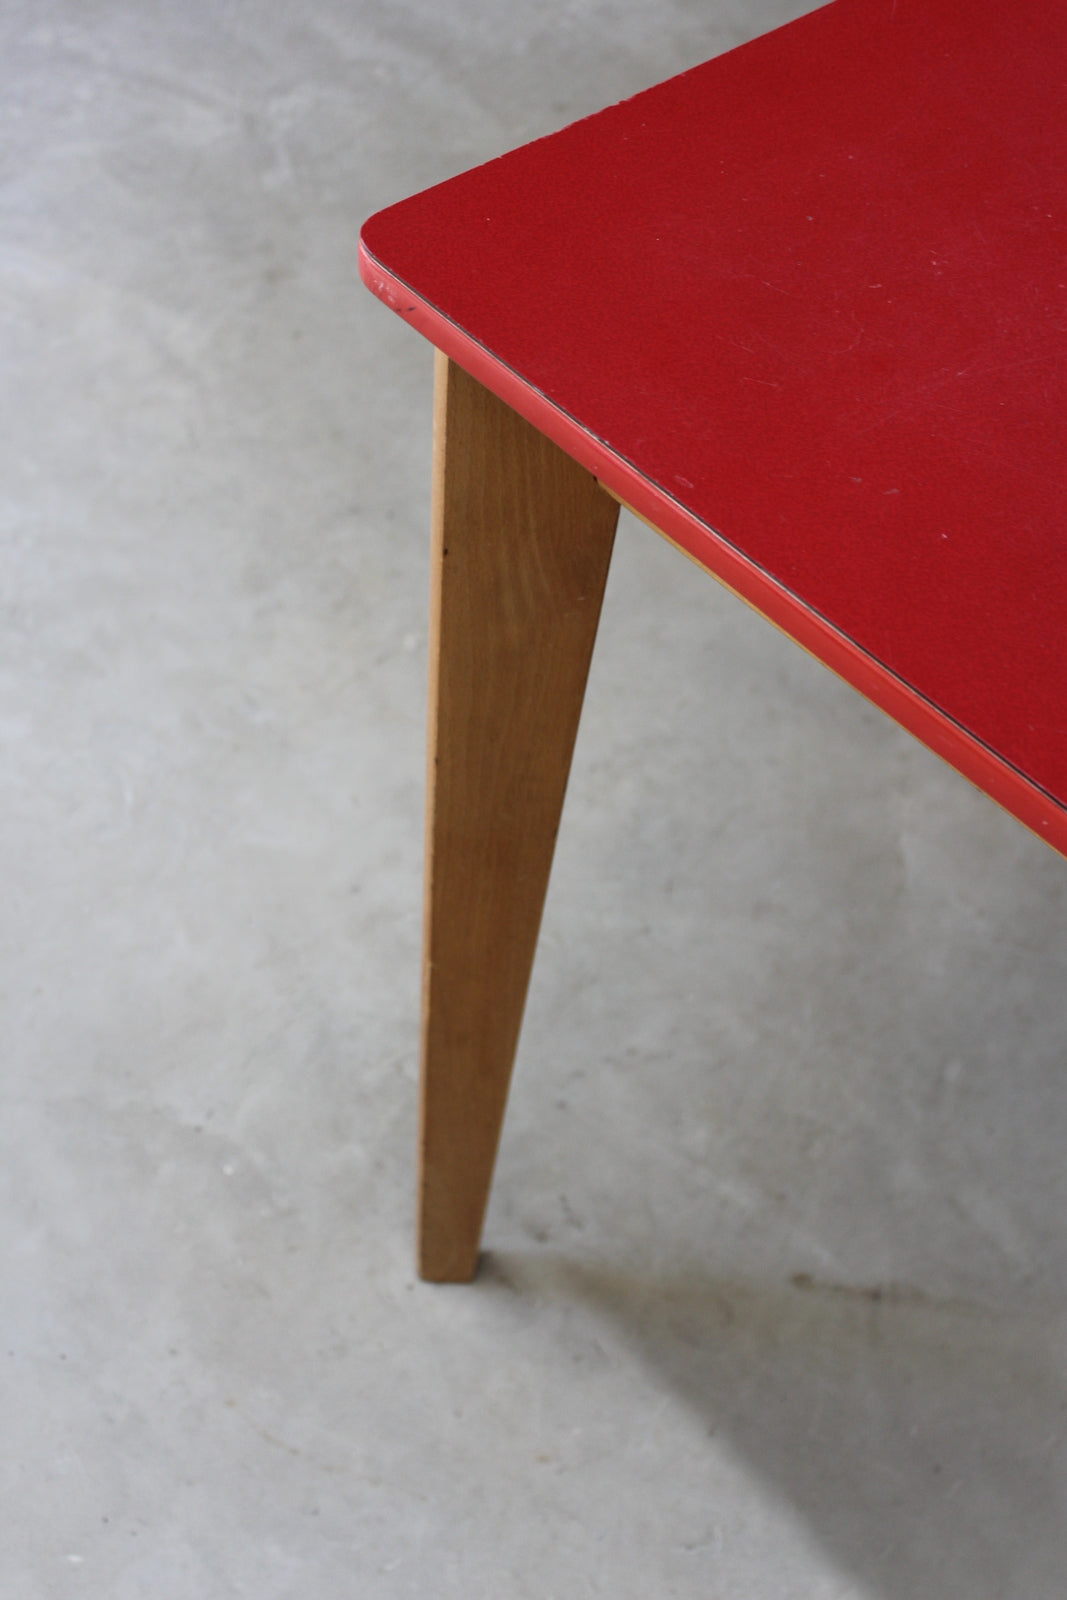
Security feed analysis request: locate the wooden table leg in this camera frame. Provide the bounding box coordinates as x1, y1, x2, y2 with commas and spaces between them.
418, 352, 619, 1281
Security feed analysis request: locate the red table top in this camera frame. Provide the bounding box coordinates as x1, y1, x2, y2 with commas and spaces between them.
360, 0, 1067, 854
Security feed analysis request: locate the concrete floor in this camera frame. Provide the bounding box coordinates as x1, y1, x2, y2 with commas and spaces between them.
2, 1, 1065, 1595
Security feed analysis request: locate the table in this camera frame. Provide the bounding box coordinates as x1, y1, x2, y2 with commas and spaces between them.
359, 0, 1066, 1280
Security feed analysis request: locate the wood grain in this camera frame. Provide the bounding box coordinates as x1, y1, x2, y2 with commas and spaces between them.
418, 352, 619, 1281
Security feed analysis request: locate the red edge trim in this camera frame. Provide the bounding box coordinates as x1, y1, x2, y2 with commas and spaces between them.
359, 237, 1067, 859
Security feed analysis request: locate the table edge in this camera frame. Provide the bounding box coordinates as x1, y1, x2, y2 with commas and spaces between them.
359, 236, 1067, 859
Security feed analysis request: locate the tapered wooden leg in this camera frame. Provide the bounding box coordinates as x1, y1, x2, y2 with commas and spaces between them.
418, 352, 619, 1281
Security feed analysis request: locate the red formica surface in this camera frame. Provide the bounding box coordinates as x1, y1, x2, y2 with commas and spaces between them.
360, 0, 1067, 854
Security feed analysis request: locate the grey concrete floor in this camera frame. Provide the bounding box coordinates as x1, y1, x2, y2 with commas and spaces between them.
2, 1, 1065, 1595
